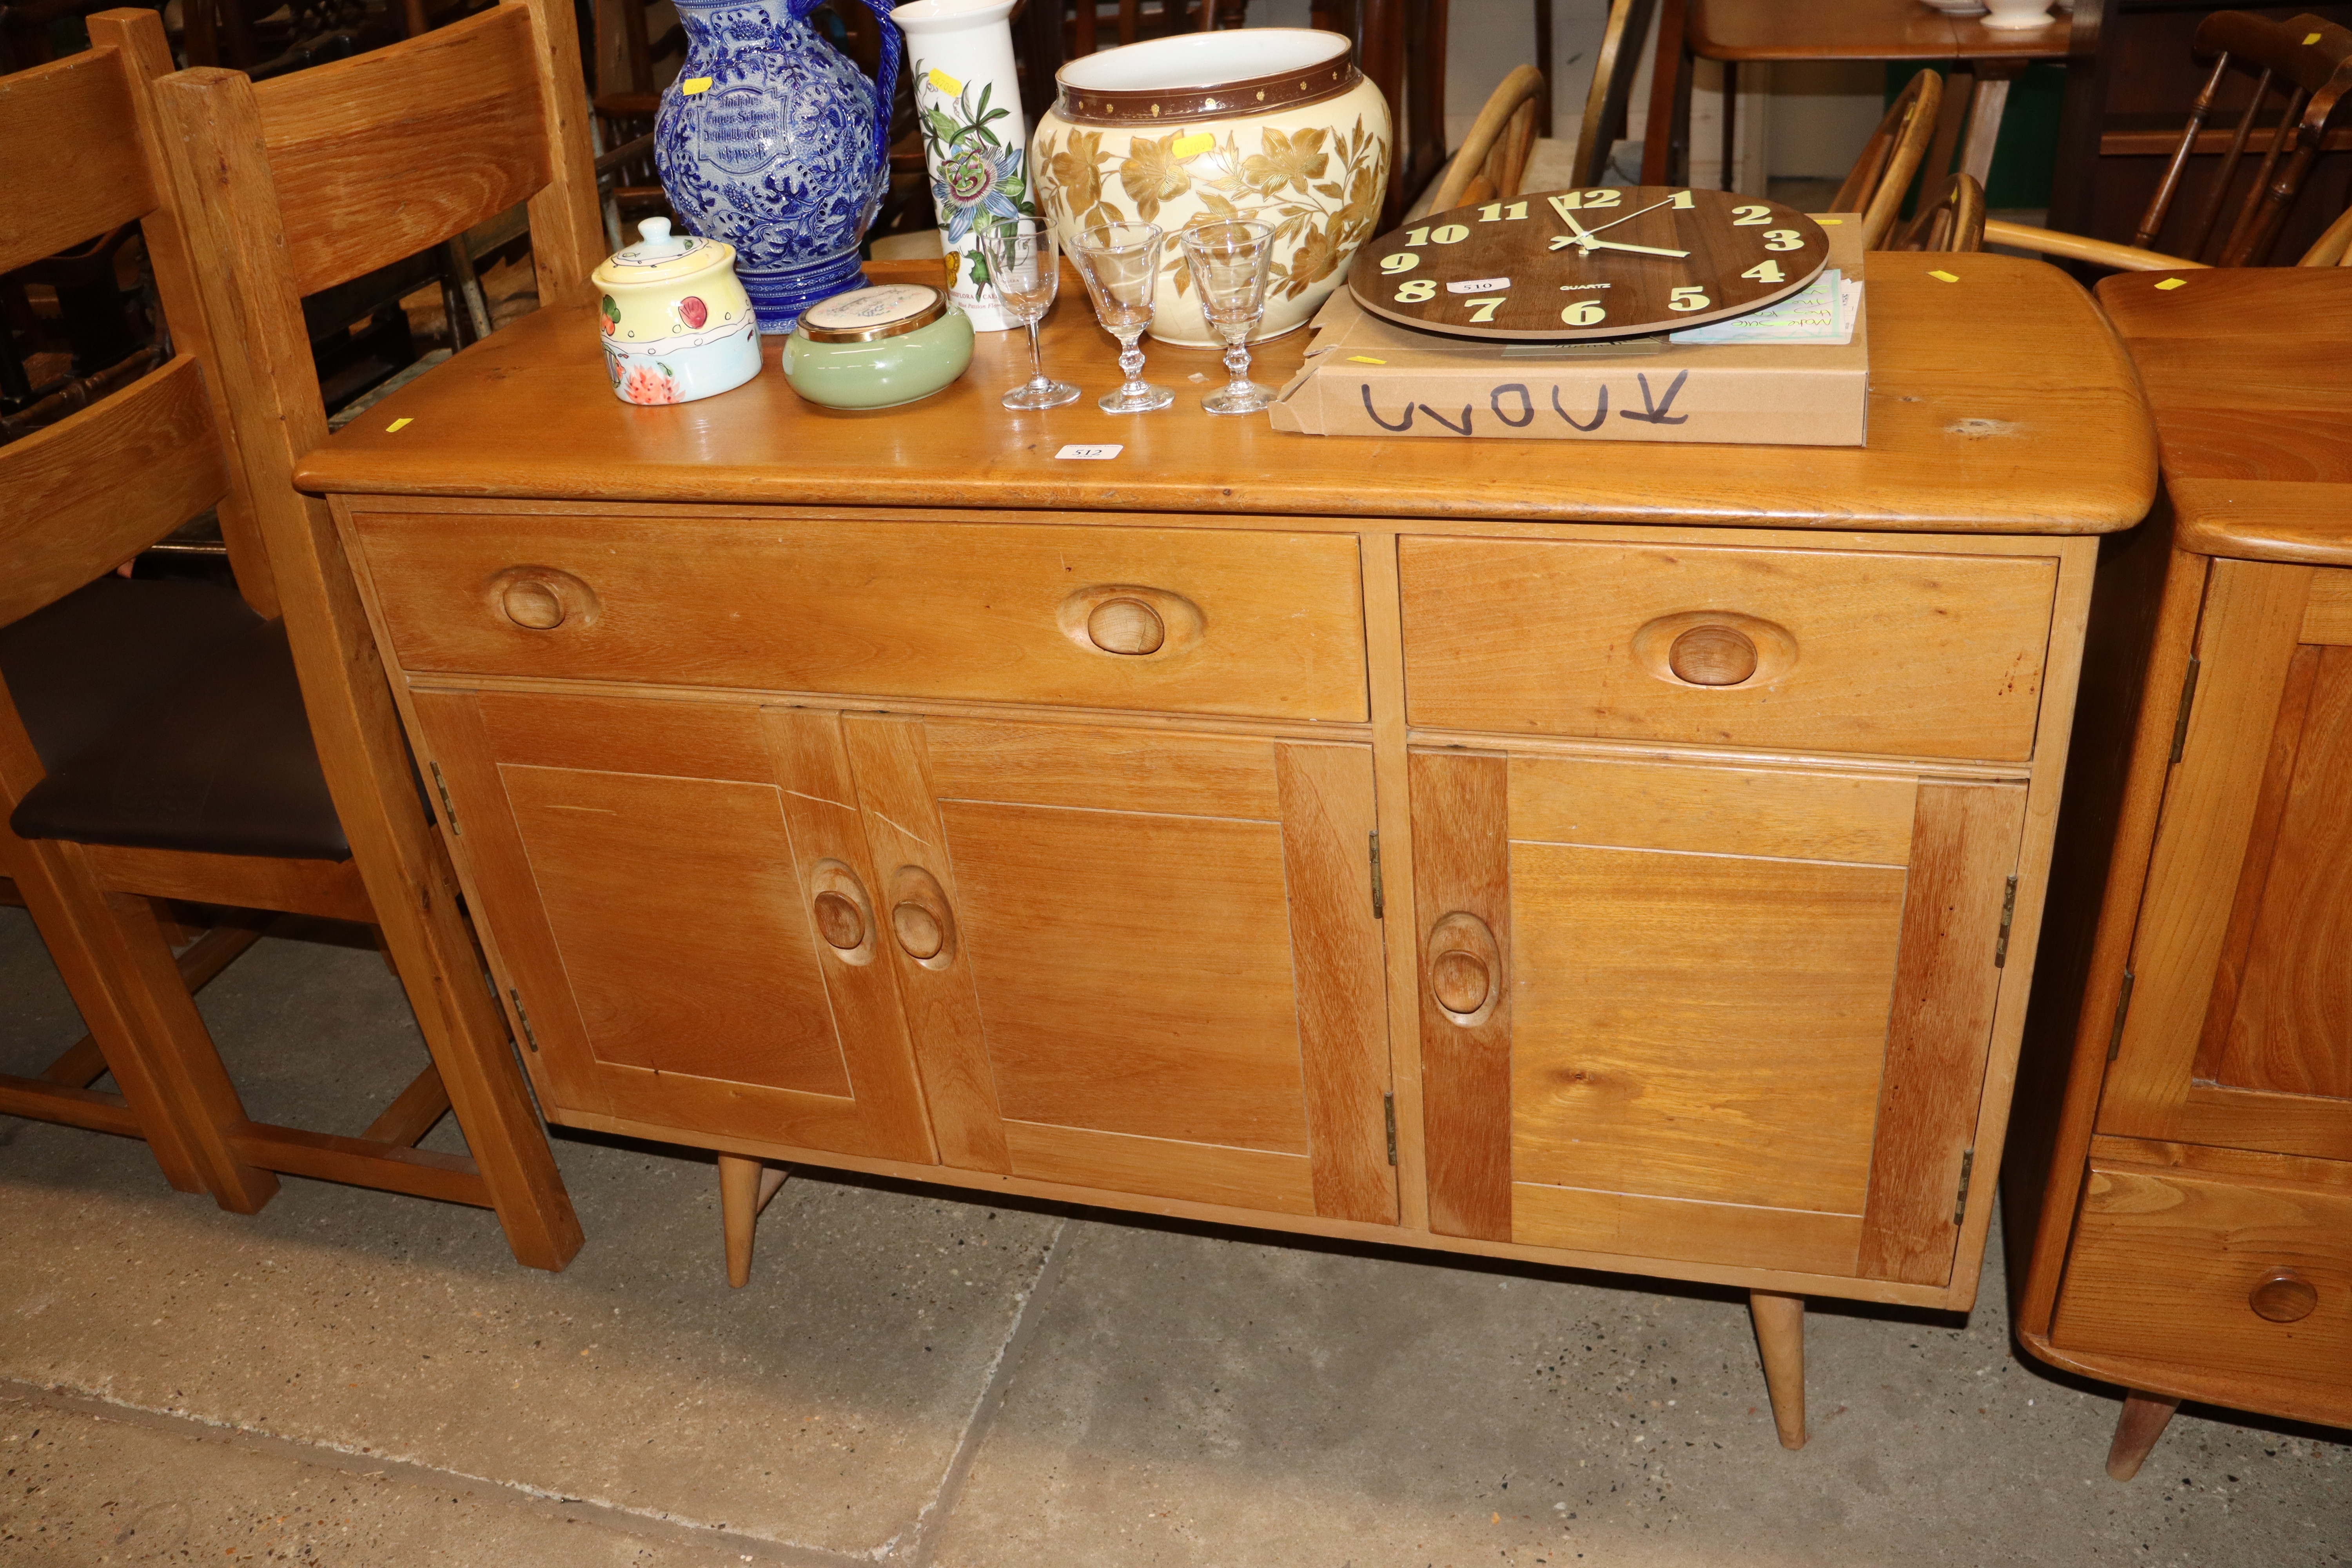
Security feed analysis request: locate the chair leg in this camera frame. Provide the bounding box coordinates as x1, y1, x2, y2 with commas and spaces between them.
719, 1154, 790, 1289
1749, 1289, 1807, 1450
2105, 1390, 2180, 1481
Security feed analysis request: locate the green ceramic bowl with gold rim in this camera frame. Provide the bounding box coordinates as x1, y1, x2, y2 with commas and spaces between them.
782, 283, 975, 409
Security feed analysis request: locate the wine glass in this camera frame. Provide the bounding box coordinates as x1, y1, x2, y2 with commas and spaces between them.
1177, 220, 1278, 415
1067, 221, 1173, 414
975, 217, 1080, 410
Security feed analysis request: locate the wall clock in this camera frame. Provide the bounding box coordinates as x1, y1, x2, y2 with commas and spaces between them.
1345, 186, 1831, 341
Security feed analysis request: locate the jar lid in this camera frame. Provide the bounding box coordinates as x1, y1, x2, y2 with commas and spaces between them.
794, 283, 950, 343
592, 218, 733, 287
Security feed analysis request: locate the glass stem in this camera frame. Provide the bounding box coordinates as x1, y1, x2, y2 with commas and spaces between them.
1025, 318, 1049, 391
1223, 326, 1253, 390
1116, 330, 1147, 393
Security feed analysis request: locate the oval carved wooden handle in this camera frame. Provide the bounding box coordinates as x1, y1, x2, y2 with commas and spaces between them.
887, 866, 956, 967
1425, 911, 1502, 1026
1086, 597, 1166, 656
812, 890, 866, 951
2249, 1267, 2319, 1324
501, 579, 568, 630
1668, 624, 1759, 686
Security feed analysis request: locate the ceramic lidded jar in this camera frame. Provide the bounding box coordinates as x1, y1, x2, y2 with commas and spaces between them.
1029, 29, 1391, 346
592, 218, 763, 405
783, 282, 974, 408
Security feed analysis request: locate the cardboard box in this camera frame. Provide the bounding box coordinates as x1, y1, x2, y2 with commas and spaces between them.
1269, 221, 1868, 447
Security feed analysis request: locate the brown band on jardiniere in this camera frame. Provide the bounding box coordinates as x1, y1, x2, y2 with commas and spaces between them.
1054, 57, 1360, 126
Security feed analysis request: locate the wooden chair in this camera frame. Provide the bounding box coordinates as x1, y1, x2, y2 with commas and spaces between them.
1570, 0, 1657, 189
1889, 172, 1986, 255
0, 6, 586, 1270
1989, 13, 2352, 272
1835, 69, 1942, 252
1420, 64, 1545, 216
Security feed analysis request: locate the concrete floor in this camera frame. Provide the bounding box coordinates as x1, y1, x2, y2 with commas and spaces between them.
1, 907, 2344, 1566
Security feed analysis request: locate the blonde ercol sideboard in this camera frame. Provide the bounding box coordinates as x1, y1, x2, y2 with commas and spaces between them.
295, 254, 2155, 1449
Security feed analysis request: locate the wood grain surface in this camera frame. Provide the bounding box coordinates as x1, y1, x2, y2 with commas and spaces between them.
1691, 0, 2075, 62
0, 42, 152, 274
1398, 535, 2058, 761
1346, 188, 1827, 340
299, 257, 2154, 535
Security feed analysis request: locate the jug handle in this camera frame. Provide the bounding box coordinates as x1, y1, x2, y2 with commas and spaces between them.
792, 0, 902, 173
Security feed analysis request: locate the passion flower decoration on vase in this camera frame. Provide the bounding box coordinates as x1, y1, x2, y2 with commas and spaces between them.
891, 0, 1031, 331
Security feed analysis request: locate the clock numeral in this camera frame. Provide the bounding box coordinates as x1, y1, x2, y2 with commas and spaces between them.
1478, 200, 1530, 221
1381, 252, 1419, 274
1670, 189, 1696, 209
1396, 279, 1437, 303
1428, 223, 1470, 244
1465, 296, 1506, 322
1668, 286, 1711, 312
1731, 203, 1772, 226
1762, 229, 1805, 251
1550, 188, 1623, 212
1405, 225, 1429, 246
1561, 299, 1607, 327
1741, 260, 1786, 283
1582, 188, 1621, 209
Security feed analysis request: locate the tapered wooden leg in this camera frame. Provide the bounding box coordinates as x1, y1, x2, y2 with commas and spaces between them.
2105, 1390, 2181, 1481
719, 1156, 790, 1289
1749, 1289, 1807, 1450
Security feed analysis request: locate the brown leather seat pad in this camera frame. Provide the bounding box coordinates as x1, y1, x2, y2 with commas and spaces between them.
11, 616, 352, 862
0, 577, 263, 774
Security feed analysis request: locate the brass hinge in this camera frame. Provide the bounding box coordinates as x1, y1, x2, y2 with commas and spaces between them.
2105, 969, 2136, 1061
427, 760, 460, 836
2168, 656, 2202, 764
1993, 875, 2019, 967
1368, 831, 1386, 920
1952, 1147, 1976, 1225
508, 987, 540, 1053
1383, 1092, 1398, 1166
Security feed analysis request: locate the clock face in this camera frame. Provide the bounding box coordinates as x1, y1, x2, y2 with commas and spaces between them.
1346, 186, 1831, 341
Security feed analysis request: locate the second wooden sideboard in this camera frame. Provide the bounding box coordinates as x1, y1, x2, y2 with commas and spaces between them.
299, 254, 2156, 1450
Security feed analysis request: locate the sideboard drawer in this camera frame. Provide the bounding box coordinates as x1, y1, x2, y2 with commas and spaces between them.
351, 511, 1369, 722
1398, 536, 2058, 760
2050, 1160, 2352, 1396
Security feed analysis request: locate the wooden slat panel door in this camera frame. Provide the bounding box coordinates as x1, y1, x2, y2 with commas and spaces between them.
842, 716, 1397, 1223
2111, 558, 2352, 1163
1411, 750, 2025, 1284
406, 689, 935, 1163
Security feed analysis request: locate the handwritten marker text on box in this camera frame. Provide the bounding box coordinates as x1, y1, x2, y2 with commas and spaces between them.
681, 76, 712, 94
386, 417, 413, 432
1056, 444, 1123, 460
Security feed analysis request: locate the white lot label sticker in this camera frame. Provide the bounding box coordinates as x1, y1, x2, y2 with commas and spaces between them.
1056, 444, 1123, 460
1447, 276, 1511, 293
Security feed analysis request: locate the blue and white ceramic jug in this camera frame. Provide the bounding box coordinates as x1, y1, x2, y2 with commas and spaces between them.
656, 0, 902, 332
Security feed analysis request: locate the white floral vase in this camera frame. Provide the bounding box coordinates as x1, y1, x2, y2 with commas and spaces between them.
1030, 29, 1391, 346
891, 0, 1030, 332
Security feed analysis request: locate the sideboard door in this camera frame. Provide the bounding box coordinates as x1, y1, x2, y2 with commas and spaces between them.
840, 715, 1398, 1225
407, 690, 935, 1163
1411, 748, 2024, 1286
2100, 559, 2352, 1162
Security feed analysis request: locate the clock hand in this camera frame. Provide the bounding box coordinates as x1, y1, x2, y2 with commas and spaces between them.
1579, 238, 1690, 258
1572, 194, 1679, 238
1553, 208, 1601, 250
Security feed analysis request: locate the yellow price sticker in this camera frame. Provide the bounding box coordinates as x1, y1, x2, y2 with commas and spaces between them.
2155, 278, 2188, 290
2305, 30, 2323, 44
1929, 269, 1961, 283
1816, 218, 1844, 225
927, 67, 962, 94
681, 76, 712, 94
1346, 355, 1387, 365
385, 417, 413, 432
1170, 131, 1216, 158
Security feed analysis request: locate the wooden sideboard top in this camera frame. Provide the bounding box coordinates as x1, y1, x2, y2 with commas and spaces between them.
298, 254, 2154, 535
2100, 269, 2352, 569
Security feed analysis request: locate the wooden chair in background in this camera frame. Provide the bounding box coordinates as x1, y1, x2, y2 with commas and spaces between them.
1835, 67, 1942, 251
0, 7, 582, 1271
1891, 171, 1986, 254
1989, 12, 2352, 271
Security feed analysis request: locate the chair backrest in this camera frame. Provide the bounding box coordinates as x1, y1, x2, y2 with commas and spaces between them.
1831, 69, 1940, 251
1572, 0, 1658, 189
2136, 11, 2352, 267
0, 10, 268, 632
1891, 172, 1985, 256
1430, 63, 1545, 213
2299, 199, 2352, 265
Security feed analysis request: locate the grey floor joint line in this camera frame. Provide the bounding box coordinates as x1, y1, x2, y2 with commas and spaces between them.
890, 1216, 1073, 1566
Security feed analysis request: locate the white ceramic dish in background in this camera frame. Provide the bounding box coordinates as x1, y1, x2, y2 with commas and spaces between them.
1980, 0, 2056, 29
1921, 0, 1989, 15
